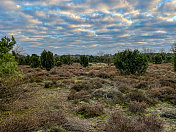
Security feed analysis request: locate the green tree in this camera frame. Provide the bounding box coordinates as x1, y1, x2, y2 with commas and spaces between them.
80, 55, 89, 67
0, 53, 18, 75
61, 55, 72, 65
0, 36, 16, 54
55, 56, 62, 67
0, 36, 17, 76
113, 49, 148, 75
153, 54, 162, 64
40, 50, 55, 71
30, 54, 40, 68
172, 42, 176, 71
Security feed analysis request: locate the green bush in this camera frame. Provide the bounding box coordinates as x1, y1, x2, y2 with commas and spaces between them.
0, 53, 18, 75
164, 56, 173, 63
173, 54, 176, 72
80, 55, 89, 67
113, 49, 148, 75
153, 54, 162, 64
55, 56, 62, 67
30, 54, 40, 68
60, 55, 72, 65
40, 50, 54, 71
25, 55, 31, 65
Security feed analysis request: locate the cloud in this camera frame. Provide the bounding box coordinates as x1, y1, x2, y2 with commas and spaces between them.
0, 0, 175, 55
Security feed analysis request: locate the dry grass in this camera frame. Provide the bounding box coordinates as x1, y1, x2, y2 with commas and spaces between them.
0, 110, 65, 132
106, 111, 164, 132
1, 63, 175, 131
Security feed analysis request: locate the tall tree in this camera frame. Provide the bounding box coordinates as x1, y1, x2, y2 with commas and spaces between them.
0, 36, 16, 54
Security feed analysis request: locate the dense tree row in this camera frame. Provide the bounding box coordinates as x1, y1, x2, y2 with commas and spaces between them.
1, 36, 176, 76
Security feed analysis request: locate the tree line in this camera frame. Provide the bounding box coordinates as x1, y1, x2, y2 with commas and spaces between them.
1, 36, 176, 76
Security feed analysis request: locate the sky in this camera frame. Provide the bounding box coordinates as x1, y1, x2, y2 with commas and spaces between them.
0, 0, 176, 55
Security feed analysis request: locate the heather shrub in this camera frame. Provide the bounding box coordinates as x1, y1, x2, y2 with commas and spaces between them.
113, 49, 148, 75
149, 87, 176, 104
80, 55, 89, 67
106, 111, 164, 132
126, 89, 157, 105
153, 54, 162, 64
0, 110, 65, 132
68, 90, 89, 102
128, 101, 148, 114
71, 80, 102, 92
76, 104, 104, 118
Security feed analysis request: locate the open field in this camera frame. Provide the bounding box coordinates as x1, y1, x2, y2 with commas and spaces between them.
0, 63, 176, 132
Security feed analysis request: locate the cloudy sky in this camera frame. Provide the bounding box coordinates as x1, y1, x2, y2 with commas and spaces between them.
0, 0, 176, 55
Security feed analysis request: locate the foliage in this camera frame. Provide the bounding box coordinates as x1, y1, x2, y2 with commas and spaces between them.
60, 55, 72, 65
80, 55, 89, 67
174, 55, 176, 72
41, 50, 55, 71
0, 36, 16, 54
25, 55, 31, 65
55, 56, 62, 67
153, 54, 163, 64
172, 42, 176, 71
113, 49, 148, 75
30, 54, 40, 68
164, 56, 173, 63
0, 53, 18, 75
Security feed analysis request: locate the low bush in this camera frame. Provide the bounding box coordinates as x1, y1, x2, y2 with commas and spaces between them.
0, 110, 65, 132
67, 90, 89, 102
149, 86, 176, 104
106, 111, 164, 132
126, 89, 157, 105
76, 104, 104, 118
113, 49, 148, 75
153, 54, 163, 64
71, 80, 102, 92
128, 101, 148, 114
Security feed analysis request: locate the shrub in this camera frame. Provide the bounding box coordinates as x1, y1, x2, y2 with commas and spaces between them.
71, 80, 102, 92
149, 87, 176, 104
164, 56, 173, 63
127, 89, 157, 105
0, 53, 18, 75
67, 90, 89, 102
41, 50, 55, 71
30, 54, 40, 68
25, 55, 31, 65
106, 111, 164, 132
0, 110, 65, 132
76, 104, 104, 118
174, 54, 176, 72
153, 54, 163, 64
80, 55, 89, 67
113, 49, 148, 75
128, 101, 147, 114
55, 56, 62, 67
60, 55, 72, 65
